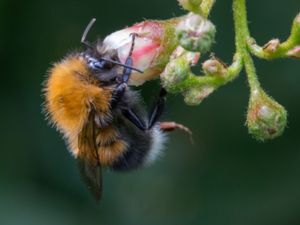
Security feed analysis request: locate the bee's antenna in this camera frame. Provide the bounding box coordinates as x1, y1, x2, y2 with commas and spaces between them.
81, 18, 96, 48
99, 33, 143, 73
99, 58, 144, 73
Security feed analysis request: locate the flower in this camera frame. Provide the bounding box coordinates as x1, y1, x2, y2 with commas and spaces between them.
103, 19, 180, 86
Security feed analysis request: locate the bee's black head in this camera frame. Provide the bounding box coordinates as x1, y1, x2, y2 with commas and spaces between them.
80, 18, 143, 84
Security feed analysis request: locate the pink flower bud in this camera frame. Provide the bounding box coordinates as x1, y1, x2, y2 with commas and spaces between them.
287, 45, 300, 58
103, 19, 179, 86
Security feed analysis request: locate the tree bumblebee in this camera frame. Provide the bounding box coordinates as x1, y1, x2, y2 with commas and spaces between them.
43, 19, 191, 200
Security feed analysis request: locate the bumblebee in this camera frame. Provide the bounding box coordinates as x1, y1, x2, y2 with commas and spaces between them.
44, 19, 191, 200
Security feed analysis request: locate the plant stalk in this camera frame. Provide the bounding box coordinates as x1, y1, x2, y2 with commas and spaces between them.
233, 0, 260, 91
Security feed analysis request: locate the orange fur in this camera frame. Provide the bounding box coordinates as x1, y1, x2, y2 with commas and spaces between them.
96, 126, 119, 146
98, 139, 128, 166
73, 126, 127, 166
44, 55, 112, 156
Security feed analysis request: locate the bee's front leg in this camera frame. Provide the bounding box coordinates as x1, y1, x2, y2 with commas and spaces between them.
148, 88, 167, 128
111, 34, 137, 107
122, 87, 167, 131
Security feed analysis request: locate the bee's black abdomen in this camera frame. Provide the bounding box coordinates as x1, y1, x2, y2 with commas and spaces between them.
110, 88, 167, 171
111, 122, 152, 170
111, 124, 166, 170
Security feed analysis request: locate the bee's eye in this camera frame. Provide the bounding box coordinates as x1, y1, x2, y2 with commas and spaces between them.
99, 60, 114, 70
87, 57, 113, 71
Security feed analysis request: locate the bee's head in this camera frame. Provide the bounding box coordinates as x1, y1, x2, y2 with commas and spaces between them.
80, 18, 142, 84
80, 50, 121, 84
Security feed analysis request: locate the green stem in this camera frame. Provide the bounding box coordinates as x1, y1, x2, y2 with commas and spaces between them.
178, 0, 215, 18
233, 0, 260, 91
247, 12, 300, 60
201, 0, 215, 18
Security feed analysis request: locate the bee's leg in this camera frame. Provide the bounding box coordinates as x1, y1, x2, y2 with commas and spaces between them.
148, 88, 167, 128
122, 87, 167, 131
122, 108, 147, 131
120, 33, 137, 83
159, 122, 192, 135
160, 121, 193, 143
112, 34, 138, 106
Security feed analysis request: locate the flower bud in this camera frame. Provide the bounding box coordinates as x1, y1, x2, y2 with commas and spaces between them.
202, 58, 227, 76
176, 13, 216, 53
287, 45, 300, 58
263, 39, 280, 54
292, 13, 300, 37
183, 85, 215, 105
178, 0, 203, 14
102, 19, 179, 86
161, 46, 200, 90
246, 89, 287, 141
162, 58, 190, 87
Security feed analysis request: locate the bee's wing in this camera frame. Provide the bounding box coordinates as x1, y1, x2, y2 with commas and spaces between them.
77, 110, 102, 201
77, 158, 102, 201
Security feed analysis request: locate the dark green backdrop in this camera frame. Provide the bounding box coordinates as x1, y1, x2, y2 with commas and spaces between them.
1, 0, 300, 225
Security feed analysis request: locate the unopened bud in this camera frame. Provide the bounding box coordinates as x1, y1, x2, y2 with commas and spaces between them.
202, 58, 227, 76
161, 57, 190, 87
246, 89, 287, 141
161, 46, 200, 89
289, 13, 300, 44
263, 39, 280, 53
102, 19, 179, 86
287, 45, 300, 58
178, 0, 203, 14
293, 12, 300, 32
183, 85, 215, 105
176, 13, 216, 53
296, 12, 300, 21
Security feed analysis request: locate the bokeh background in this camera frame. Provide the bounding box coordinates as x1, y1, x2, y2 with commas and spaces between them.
1, 0, 300, 224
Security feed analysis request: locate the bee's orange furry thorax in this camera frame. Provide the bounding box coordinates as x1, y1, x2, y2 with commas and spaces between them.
44, 55, 115, 157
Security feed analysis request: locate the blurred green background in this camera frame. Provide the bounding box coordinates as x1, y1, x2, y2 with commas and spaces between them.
1, 0, 300, 224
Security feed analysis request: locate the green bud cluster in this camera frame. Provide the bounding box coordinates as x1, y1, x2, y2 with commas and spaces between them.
160, 0, 297, 141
